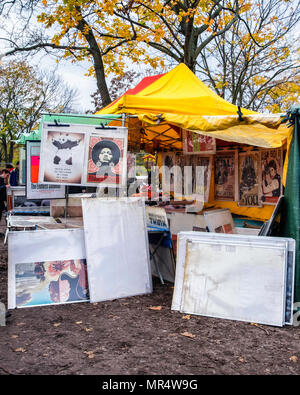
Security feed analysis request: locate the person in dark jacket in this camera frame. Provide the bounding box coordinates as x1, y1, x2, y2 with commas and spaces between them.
0, 169, 10, 226
9, 161, 19, 186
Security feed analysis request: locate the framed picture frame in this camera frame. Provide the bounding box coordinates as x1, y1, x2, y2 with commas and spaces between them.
8, 228, 89, 309
192, 155, 213, 203
238, 151, 262, 207
85, 128, 128, 188
182, 129, 216, 155
260, 148, 283, 205
214, 150, 238, 201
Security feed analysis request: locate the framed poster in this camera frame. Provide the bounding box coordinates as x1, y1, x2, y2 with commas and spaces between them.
127, 152, 136, 179
214, 150, 238, 201
161, 152, 176, 193
182, 129, 216, 155
260, 148, 283, 205
26, 141, 65, 200
39, 124, 86, 185
8, 229, 88, 309
86, 128, 128, 188
238, 151, 262, 207
192, 155, 213, 202
39, 122, 128, 187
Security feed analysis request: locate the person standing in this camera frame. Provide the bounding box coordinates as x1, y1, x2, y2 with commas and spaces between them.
9, 161, 19, 186
0, 169, 10, 233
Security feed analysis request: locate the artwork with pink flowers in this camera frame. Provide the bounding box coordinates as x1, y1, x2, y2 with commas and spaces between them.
14, 259, 89, 307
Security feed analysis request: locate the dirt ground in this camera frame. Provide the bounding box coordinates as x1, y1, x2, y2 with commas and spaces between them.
0, 221, 300, 377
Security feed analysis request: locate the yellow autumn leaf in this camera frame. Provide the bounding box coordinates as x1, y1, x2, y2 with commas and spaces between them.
149, 306, 162, 311
15, 348, 26, 353
180, 331, 196, 339
182, 315, 191, 320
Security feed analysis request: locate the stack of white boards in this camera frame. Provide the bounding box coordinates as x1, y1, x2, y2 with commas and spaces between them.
172, 232, 295, 327
8, 198, 152, 308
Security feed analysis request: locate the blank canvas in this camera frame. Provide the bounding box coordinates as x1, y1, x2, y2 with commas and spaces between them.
82, 197, 152, 303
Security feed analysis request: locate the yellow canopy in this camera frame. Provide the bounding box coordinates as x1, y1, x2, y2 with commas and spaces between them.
97, 63, 292, 150
97, 63, 293, 221
98, 63, 256, 117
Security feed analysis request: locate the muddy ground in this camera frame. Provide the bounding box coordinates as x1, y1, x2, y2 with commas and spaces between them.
0, 220, 300, 377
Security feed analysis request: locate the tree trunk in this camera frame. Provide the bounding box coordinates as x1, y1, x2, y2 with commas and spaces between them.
76, 8, 111, 107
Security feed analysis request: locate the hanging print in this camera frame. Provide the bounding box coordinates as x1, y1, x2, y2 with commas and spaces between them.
183, 129, 216, 155
214, 151, 238, 201
238, 151, 262, 207
86, 128, 127, 187
261, 148, 283, 205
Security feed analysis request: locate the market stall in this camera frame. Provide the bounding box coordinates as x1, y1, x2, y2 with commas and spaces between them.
5, 63, 298, 328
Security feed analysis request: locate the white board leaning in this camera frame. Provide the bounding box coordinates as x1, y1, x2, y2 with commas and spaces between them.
172, 232, 295, 327
8, 228, 88, 309
82, 197, 152, 303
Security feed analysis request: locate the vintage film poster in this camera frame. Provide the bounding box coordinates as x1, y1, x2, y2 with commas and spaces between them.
260, 148, 283, 205
8, 229, 88, 309
182, 129, 216, 155
161, 152, 176, 193
26, 141, 65, 200
192, 155, 213, 202
238, 151, 262, 207
127, 152, 136, 179
39, 123, 86, 185
86, 128, 128, 188
214, 150, 238, 201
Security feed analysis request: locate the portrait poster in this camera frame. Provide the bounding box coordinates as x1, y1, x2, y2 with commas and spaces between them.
39, 124, 86, 185
238, 151, 262, 207
182, 129, 216, 155
192, 155, 213, 202
8, 229, 88, 309
161, 152, 176, 193
260, 148, 283, 205
86, 128, 128, 188
214, 150, 238, 201
26, 141, 65, 200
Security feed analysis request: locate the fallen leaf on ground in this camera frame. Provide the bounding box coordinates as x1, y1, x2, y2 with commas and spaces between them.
53, 323, 61, 327
149, 306, 162, 311
16, 322, 25, 326
182, 315, 190, 320
84, 351, 95, 359
15, 348, 26, 353
76, 321, 83, 325
238, 357, 246, 363
85, 327, 93, 332
11, 335, 18, 339
180, 331, 196, 339
289, 356, 298, 363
